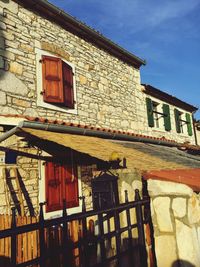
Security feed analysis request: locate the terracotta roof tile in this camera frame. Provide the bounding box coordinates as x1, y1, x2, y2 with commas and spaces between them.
1, 114, 200, 150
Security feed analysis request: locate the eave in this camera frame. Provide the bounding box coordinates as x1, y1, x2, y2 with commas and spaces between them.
15, 0, 146, 68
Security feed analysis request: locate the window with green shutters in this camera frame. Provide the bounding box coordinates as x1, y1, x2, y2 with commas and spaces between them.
174, 109, 193, 136
162, 104, 171, 131
174, 108, 182, 133
146, 97, 154, 127
185, 113, 193, 136
146, 97, 171, 131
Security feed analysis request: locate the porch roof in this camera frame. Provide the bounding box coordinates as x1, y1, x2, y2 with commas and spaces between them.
11, 127, 200, 171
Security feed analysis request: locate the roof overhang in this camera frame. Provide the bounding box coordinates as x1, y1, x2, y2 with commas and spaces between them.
143, 84, 198, 112
143, 168, 200, 191
15, 0, 146, 68
0, 121, 193, 171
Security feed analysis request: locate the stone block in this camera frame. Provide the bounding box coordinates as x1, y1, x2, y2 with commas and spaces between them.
172, 198, 186, 218
0, 1, 18, 14
152, 197, 173, 232
155, 235, 177, 267
0, 21, 6, 30
0, 90, 6, 105
9, 62, 23, 75
188, 193, 200, 225
148, 179, 193, 197
176, 219, 200, 266
0, 70, 28, 96
79, 75, 87, 85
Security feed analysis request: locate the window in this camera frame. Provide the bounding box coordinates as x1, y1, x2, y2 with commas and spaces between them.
174, 109, 193, 136
152, 101, 159, 128
146, 97, 171, 131
41, 55, 74, 108
45, 162, 79, 212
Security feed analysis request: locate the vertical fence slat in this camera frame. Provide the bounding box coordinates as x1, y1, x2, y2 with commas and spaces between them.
98, 212, 106, 266
11, 207, 17, 266
125, 190, 134, 267
39, 203, 45, 267
62, 200, 69, 267
135, 189, 148, 267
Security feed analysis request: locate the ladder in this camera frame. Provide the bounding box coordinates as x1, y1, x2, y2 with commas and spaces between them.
3, 166, 25, 216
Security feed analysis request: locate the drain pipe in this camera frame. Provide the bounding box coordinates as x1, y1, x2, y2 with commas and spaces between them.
5, 120, 179, 148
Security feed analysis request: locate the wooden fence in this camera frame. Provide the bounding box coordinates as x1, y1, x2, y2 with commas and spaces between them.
0, 190, 153, 267
0, 215, 81, 267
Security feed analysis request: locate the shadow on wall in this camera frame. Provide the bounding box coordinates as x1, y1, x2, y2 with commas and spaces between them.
172, 260, 195, 267
0, 0, 9, 79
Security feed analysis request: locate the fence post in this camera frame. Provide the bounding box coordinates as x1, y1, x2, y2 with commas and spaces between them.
125, 190, 134, 266
135, 189, 148, 267
80, 196, 90, 267
11, 207, 17, 267
62, 200, 69, 267
39, 202, 45, 267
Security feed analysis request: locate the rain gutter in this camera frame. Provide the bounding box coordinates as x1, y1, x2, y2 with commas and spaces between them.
0, 120, 179, 148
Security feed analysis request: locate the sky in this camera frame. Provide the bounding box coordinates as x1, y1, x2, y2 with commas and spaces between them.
49, 0, 200, 119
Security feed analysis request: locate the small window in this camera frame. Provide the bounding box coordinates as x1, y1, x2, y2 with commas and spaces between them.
146, 98, 171, 131
41, 55, 74, 109
152, 101, 159, 128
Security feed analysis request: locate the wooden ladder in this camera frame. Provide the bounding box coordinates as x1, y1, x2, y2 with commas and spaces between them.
3, 166, 25, 216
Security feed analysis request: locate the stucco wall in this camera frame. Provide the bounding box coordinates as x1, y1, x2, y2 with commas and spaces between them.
0, 0, 196, 145
148, 179, 200, 267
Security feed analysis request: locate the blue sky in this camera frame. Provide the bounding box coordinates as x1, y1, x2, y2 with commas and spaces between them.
49, 0, 200, 119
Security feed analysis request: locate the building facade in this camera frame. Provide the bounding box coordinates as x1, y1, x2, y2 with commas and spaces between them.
0, 1, 200, 266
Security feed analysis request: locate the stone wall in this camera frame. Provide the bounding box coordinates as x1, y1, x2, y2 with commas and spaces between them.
0, 0, 196, 145
148, 179, 200, 267
0, 131, 39, 216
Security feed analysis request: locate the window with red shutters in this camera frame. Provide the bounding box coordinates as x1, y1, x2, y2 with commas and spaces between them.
42, 55, 74, 108
45, 162, 79, 212
61, 165, 79, 208
63, 62, 74, 109
45, 162, 63, 212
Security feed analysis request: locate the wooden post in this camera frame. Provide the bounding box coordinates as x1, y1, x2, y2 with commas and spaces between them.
125, 190, 134, 266
39, 202, 45, 267
62, 200, 69, 267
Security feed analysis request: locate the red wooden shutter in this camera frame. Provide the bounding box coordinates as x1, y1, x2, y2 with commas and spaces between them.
62, 165, 79, 208
45, 162, 63, 212
62, 62, 74, 108
42, 55, 64, 104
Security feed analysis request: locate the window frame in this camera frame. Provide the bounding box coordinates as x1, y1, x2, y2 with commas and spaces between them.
174, 109, 193, 136
36, 48, 78, 115
152, 101, 160, 128
39, 160, 82, 219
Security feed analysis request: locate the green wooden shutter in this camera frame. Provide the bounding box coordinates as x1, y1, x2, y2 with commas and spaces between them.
162, 104, 171, 131
186, 113, 193, 136
146, 98, 154, 127
174, 108, 181, 133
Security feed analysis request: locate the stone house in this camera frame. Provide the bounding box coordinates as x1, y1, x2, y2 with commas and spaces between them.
0, 0, 200, 266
